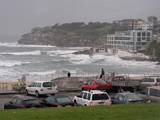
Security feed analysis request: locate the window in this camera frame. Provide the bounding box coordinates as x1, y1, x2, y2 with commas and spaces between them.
24, 99, 39, 105
147, 32, 150, 36
11, 98, 18, 104
87, 93, 91, 100
137, 32, 141, 36
137, 37, 141, 41
46, 97, 56, 104
15, 98, 22, 104
143, 78, 154, 82
147, 37, 150, 41
56, 97, 71, 103
92, 93, 109, 100
156, 78, 160, 82
142, 32, 146, 36
83, 93, 87, 99
96, 80, 106, 84
118, 95, 124, 101
150, 89, 160, 97
43, 82, 52, 87
142, 37, 145, 40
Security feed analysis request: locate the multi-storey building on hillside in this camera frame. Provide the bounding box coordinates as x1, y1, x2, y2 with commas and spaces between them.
104, 30, 152, 52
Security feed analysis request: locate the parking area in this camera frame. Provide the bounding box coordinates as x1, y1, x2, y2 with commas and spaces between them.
0, 91, 80, 109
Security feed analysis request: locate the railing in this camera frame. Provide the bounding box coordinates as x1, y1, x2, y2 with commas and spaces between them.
1, 72, 160, 93
0, 82, 17, 93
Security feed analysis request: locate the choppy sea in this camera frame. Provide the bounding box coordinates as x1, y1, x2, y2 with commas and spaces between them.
0, 38, 160, 81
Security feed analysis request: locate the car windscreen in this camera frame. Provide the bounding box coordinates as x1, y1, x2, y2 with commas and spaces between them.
24, 99, 40, 104
56, 96, 72, 103
46, 97, 56, 103
156, 78, 160, 82
142, 78, 154, 82
43, 82, 52, 87
92, 93, 109, 100
96, 80, 106, 84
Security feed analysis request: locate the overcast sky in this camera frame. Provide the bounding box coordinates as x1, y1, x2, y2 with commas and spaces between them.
0, 0, 159, 35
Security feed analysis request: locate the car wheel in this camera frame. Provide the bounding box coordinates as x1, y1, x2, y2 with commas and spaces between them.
35, 91, 40, 97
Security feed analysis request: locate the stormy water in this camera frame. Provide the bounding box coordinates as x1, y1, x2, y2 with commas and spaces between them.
0, 37, 160, 81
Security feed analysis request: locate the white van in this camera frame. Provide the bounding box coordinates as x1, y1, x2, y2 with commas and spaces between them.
74, 90, 111, 106
26, 81, 57, 97
141, 77, 160, 86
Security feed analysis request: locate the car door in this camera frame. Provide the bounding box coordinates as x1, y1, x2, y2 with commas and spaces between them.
91, 81, 98, 90
75, 92, 83, 105
81, 92, 89, 106
27, 82, 35, 94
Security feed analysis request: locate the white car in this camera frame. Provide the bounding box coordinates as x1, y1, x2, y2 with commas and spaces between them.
74, 90, 111, 106
141, 77, 160, 86
26, 81, 57, 97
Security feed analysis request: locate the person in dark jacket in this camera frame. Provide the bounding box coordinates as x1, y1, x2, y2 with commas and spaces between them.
67, 72, 71, 78
100, 68, 105, 79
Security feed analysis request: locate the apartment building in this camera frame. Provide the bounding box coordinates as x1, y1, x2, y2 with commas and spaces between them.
104, 30, 152, 52
113, 19, 145, 30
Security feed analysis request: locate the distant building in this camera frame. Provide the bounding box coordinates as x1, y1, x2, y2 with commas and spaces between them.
147, 16, 160, 33
113, 19, 145, 30
89, 45, 117, 55
153, 33, 160, 43
142, 22, 153, 30
147, 16, 158, 25
104, 30, 152, 52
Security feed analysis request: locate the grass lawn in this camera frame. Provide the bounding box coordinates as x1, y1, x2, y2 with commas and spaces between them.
1, 104, 160, 120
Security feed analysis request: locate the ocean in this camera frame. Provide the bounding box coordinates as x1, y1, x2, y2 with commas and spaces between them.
0, 38, 160, 81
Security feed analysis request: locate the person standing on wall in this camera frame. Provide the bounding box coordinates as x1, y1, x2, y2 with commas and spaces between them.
100, 68, 105, 79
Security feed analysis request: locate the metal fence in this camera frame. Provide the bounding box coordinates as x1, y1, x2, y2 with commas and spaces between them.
1, 72, 160, 93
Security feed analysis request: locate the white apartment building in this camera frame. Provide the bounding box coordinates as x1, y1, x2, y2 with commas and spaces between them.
104, 30, 152, 52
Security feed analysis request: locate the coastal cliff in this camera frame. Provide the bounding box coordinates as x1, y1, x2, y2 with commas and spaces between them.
18, 22, 117, 47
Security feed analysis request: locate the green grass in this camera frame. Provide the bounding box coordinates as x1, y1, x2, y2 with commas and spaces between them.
1, 104, 160, 120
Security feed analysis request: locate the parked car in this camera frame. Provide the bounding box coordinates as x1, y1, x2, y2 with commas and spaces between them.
4, 95, 44, 109
42, 95, 74, 107
140, 77, 160, 86
111, 92, 144, 104
81, 79, 112, 91
26, 81, 57, 97
74, 90, 111, 106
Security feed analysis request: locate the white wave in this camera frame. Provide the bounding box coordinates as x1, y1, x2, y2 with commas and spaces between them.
60, 68, 82, 74
0, 60, 30, 67
0, 42, 55, 48
62, 54, 106, 64
29, 70, 56, 76
61, 47, 91, 50
0, 42, 17, 47
64, 53, 158, 68
0, 50, 41, 56
16, 44, 56, 48
48, 50, 78, 56
103, 55, 158, 67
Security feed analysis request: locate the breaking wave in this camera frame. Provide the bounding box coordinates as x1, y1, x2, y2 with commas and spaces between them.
0, 42, 55, 48
63, 53, 158, 68
29, 70, 56, 76
0, 60, 30, 67
0, 50, 41, 56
